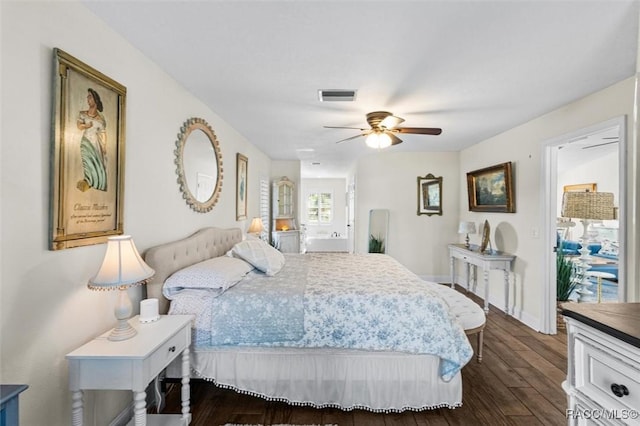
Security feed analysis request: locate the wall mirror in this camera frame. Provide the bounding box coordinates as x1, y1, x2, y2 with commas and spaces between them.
175, 117, 223, 212
417, 173, 443, 216
369, 209, 389, 254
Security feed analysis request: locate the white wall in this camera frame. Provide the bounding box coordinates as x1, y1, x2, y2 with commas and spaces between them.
459, 77, 636, 329
0, 2, 270, 425
355, 151, 460, 280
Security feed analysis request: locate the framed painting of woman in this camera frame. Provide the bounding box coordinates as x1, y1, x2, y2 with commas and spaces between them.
50, 48, 126, 250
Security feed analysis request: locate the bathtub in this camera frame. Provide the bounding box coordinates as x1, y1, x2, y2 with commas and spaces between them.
305, 236, 349, 252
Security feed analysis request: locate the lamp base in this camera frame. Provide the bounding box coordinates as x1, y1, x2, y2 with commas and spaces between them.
108, 319, 137, 341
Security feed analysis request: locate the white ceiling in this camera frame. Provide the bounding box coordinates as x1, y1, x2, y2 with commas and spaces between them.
84, 0, 639, 178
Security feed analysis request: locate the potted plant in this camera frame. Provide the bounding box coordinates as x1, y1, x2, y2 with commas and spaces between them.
368, 234, 385, 253
556, 250, 577, 329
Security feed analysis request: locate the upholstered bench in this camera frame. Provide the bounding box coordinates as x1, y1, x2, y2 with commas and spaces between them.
433, 285, 487, 362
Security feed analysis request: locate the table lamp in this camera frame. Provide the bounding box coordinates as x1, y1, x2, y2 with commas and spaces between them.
561, 192, 615, 244
247, 217, 265, 238
458, 221, 476, 248
88, 235, 155, 341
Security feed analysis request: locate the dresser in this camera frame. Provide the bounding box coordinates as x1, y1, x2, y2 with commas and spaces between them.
66, 315, 193, 426
562, 303, 640, 425
0, 384, 28, 426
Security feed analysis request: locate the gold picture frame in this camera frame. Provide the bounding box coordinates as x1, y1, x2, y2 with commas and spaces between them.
417, 173, 443, 216
50, 48, 126, 250
466, 162, 515, 213
236, 153, 248, 221
563, 183, 597, 193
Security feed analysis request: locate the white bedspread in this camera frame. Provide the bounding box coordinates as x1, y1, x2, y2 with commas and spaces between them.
168, 253, 473, 381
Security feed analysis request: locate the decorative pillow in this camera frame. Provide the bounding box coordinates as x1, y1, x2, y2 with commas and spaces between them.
162, 256, 254, 299
231, 239, 285, 276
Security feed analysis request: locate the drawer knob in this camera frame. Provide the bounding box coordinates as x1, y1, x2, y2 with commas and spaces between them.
611, 383, 629, 398
168, 346, 176, 353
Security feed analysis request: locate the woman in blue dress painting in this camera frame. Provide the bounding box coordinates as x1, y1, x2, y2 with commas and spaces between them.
76, 88, 107, 192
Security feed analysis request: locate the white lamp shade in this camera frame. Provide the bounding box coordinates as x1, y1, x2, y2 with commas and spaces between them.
247, 217, 265, 234
458, 221, 476, 234
365, 132, 392, 149
88, 235, 155, 289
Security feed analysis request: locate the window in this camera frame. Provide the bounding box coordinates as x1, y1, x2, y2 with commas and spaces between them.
306, 192, 333, 224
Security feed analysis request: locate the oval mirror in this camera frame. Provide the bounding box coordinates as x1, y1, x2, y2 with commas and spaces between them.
174, 117, 223, 212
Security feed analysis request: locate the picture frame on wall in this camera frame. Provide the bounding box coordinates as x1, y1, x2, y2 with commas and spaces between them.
236, 153, 248, 221
50, 48, 126, 250
466, 162, 515, 213
417, 173, 443, 216
563, 183, 597, 193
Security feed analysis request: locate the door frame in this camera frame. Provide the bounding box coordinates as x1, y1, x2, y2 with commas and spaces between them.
541, 116, 626, 334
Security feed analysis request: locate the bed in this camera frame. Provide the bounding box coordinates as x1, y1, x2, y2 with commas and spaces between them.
144, 227, 476, 412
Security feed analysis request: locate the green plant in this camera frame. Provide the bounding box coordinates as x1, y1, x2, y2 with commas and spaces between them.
368, 234, 385, 253
556, 251, 577, 301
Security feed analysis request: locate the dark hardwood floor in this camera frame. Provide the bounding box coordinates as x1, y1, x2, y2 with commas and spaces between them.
161, 287, 568, 425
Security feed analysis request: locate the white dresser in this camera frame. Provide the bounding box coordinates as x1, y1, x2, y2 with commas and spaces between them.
562, 303, 640, 425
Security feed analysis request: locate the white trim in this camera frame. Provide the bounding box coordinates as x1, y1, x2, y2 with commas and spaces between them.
108, 402, 133, 426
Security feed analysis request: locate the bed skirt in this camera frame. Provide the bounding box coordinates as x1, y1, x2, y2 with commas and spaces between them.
165, 346, 462, 412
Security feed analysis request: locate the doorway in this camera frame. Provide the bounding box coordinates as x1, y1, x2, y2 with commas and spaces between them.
541, 116, 626, 334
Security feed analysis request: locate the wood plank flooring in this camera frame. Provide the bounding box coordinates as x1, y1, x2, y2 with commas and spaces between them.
161, 286, 568, 425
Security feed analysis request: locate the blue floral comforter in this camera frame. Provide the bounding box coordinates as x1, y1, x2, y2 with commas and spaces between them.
168, 253, 473, 381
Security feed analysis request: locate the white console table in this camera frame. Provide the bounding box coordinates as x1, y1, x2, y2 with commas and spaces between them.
67, 315, 193, 426
448, 244, 515, 314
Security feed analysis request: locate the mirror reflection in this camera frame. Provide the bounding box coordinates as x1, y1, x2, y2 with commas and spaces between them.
175, 117, 223, 212
369, 209, 389, 254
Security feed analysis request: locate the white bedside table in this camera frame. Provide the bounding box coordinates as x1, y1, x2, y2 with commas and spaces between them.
66, 315, 193, 426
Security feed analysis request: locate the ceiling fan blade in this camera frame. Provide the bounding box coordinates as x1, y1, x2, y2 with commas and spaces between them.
335, 133, 367, 144
395, 127, 442, 135
380, 115, 405, 129
387, 132, 403, 146
581, 141, 619, 150
324, 126, 369, 131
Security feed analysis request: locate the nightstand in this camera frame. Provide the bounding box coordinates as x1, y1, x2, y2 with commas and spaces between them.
66, 315, 193, 426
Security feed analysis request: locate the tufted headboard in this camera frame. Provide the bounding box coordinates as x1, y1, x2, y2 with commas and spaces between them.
143, 227, 243, 314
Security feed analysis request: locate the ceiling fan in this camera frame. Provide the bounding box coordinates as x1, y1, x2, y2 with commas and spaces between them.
324, 111, 442, 148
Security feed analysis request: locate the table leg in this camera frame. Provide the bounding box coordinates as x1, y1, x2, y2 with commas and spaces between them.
483, 268, 490, 313
449, 256, 456, 289
71, 390, 83, 426
181, 346, 191, 424
133, 390, 146, 425
504, 270, 510, 315
464, 263, 470, 291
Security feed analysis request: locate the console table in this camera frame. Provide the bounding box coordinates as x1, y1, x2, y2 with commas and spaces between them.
448, 244, 515, 314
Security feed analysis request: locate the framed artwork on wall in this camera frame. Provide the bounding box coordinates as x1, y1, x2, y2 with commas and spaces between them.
466, 162, 515, 213
417, 173, 443, 216
563, 183, 597, 193
236, 153, 248, 221
50, 48, 126, 250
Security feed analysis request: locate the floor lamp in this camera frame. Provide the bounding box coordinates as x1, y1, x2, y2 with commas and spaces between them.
560, 191, 615, 302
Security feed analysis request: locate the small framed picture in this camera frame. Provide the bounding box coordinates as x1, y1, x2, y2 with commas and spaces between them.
417, 174, 443, 216
236, 153, 248, 221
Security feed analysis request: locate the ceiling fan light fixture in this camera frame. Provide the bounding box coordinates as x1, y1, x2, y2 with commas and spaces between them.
365, 131, 392, 149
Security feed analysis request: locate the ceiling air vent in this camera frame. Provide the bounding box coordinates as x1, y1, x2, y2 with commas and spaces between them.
318, 89, 357, 102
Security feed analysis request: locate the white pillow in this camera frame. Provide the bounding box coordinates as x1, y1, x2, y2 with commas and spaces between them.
231, 239, 285, 276
163, 256, 254, 298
